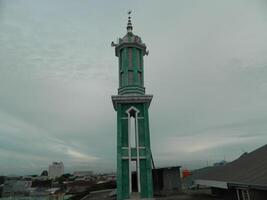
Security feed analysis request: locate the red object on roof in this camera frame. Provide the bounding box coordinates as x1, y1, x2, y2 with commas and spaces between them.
182, 169, 191, 178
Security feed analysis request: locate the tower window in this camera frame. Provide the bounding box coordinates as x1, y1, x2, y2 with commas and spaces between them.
120, 72, 123, 87
126, 107, 141, 194
119, 50, 123, 71
138, 51, 142, 69
128, 48, 133, 69
138, 72, 142, 85
136, 50, 140, 68
128, 71, 134, 85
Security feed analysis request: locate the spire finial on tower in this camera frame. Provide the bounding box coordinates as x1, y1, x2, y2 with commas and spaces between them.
127, 10, 133, 33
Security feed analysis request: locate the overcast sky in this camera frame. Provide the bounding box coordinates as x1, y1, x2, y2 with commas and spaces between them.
0, 0, 267, 175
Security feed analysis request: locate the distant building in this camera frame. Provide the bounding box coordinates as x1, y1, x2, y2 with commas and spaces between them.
213, 160, 227, 166
2, 177, 32, 197
48, 162, 64, 179
73, 171, 93, 177
195, 144, 267, 200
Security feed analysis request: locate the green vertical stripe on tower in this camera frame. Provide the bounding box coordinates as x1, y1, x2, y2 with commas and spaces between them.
132, 48, 137, 85
125, 48, 128, 86
121, 49, 125, 87
122, 48, 128, 86
119, 51, 122, 87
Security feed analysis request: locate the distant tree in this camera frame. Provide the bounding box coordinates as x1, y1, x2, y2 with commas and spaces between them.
0, 176, 5, 184
32, 179, 52, 188
41, 170, 48, 176
57, 175, 66, 184
62, 173, 71, 179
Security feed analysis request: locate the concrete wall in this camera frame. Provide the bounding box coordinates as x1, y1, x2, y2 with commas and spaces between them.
153, 167, 181, 196
162, 168, 181, 192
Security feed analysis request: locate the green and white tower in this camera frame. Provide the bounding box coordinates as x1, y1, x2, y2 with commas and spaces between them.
111, 12, 154, 200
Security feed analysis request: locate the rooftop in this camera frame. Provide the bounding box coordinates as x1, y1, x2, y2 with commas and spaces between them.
196, 144, 267, 189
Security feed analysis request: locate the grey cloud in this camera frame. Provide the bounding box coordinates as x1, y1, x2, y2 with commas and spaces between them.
0, 0, 267, 174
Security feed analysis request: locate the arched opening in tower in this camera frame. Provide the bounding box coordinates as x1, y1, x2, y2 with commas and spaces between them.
127, 107, 141, 194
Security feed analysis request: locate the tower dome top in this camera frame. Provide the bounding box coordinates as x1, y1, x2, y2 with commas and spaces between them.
119, 11, 144, 45
120, 10, 143, 44
112, 11, 148, 57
